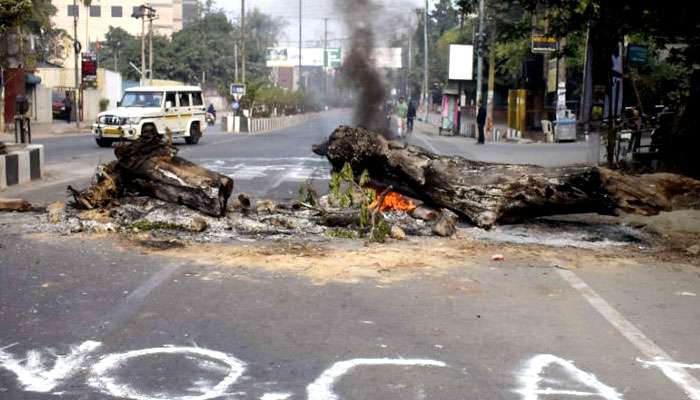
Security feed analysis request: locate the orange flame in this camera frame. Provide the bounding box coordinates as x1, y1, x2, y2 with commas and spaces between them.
369, 190, 417, 212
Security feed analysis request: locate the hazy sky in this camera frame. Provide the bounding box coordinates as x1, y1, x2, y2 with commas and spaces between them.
215, 0, 432, 48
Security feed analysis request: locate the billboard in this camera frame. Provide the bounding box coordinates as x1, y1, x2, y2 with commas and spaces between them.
81, 52, 98, 86
266, 47, 401, 69
371, 48, 402, 69
266, 48, 340, 67
448, 44, 473, 80
531, 35, 558, 53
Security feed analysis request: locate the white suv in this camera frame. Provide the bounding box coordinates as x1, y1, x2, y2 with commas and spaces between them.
93, 86, 206, 147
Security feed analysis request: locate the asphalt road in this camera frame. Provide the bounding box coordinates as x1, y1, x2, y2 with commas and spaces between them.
2, 111, 700, 400
2, 110, 349, 205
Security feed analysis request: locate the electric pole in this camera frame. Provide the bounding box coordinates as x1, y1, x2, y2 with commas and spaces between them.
140, 9, 145, 85
299, 0, 303, 90
234, 42, 239, 82
323, 17, 328, 94
423, 0, 429, 122
241, 0, 245, 84
476, 0, 484, 106
73, 0, 80, 127
407, 27, 412, 100
148, 9, 154, 84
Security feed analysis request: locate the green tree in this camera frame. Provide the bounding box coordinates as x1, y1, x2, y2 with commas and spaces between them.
0, 0, 57, 68
520, 0, 699, 171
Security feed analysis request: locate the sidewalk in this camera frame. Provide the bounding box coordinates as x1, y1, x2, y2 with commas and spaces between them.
409, 119, 591, 167
1, 122, 91, 141
417, 111, 508, 139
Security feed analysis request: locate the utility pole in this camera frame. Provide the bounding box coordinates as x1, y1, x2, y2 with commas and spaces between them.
476, 0, 485, 106
234, 42, 239, 82
323, 17, 328, 94
580, 22, 593, 135
407, 28, 412, 100
148, 9, 154, 84
486, 49, 495, 139
140, 10, 145, 85
423, 0, 429, 122
73, 0, 80, 127
241, 0, 245, 84
299, 0, 303, 90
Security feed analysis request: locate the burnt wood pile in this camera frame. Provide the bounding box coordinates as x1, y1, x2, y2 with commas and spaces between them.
68, 131, 234, 216
313, 126, 700, 228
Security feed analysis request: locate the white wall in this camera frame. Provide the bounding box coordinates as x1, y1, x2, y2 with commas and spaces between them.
32, 85, 53, 123
102, 69, 122, 109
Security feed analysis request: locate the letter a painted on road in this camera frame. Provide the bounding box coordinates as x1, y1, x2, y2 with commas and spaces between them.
516, 354, 623, 400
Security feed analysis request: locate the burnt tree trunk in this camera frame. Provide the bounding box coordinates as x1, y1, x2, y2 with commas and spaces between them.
69, 131, 234, 216
314, 126, 700, 228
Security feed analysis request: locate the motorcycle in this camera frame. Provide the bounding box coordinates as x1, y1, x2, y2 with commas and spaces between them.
205, 112, 216, 126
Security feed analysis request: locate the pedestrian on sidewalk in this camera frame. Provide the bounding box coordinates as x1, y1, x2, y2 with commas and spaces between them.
407, 99, 416, 134
395, 96, 408, 137
476, 100, 486, 144
64, 92, 72, 123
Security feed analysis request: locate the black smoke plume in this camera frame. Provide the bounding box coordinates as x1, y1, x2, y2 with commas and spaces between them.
336, 0, 388, 134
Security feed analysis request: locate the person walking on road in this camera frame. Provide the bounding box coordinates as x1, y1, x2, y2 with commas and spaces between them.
407, 99, 416, 134
395, 97, 408, 137
476, 100, 486, 144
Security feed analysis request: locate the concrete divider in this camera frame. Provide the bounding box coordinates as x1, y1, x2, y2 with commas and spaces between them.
224, 112, 321, 134
0, 144, 44, 190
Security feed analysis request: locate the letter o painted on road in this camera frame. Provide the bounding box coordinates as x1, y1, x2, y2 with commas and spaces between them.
88, 346, 246, 400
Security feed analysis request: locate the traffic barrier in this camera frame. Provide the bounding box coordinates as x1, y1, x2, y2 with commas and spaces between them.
0, 144, 44, 190
244, 112, 321, 134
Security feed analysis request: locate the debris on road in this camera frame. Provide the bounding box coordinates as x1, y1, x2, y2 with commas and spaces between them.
68, 130, 234, 216
47, 201, 66, 223
0, 198, 32, 212
390, 225, 406, 240
432, 210, 457, 237
491, 254, 505, 261
313, 126, 700, 228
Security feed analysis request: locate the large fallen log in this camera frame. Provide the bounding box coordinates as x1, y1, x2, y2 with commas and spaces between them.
69, 131, 234, 216
313, 126, 700, 228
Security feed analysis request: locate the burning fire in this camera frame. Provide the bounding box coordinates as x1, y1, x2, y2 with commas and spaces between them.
369, 189, 416, 212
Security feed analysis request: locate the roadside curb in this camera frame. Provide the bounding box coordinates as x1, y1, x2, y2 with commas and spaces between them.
0, 144, 44, 190
222, 112, 323, 134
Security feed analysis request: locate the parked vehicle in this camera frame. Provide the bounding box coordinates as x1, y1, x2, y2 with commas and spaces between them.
52, 93, 69, 121
92, 86, 206, 147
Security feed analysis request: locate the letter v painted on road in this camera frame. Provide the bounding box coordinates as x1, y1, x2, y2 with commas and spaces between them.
0, 341, 101, 393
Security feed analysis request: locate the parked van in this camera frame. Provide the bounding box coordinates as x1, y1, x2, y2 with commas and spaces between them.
92, 86, 206, 147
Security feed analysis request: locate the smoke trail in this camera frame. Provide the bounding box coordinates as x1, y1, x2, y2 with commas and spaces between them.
335, 0, 388, 134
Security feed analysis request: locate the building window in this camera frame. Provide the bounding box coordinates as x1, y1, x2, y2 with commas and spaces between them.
67, 5, 79, 17
132, 6, 143, 17
111, 6, 122, 17
90, 5, 101, 17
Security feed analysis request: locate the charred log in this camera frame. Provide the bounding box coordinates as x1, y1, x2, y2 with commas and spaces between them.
314, 126, 700, 228
69, 131, 234, 216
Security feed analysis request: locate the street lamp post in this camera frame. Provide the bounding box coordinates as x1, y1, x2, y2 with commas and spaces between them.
132, 5, 156, 85
73, 0, 80, 127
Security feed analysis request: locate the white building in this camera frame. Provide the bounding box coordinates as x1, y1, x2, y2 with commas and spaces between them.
50, 0, 184, 67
